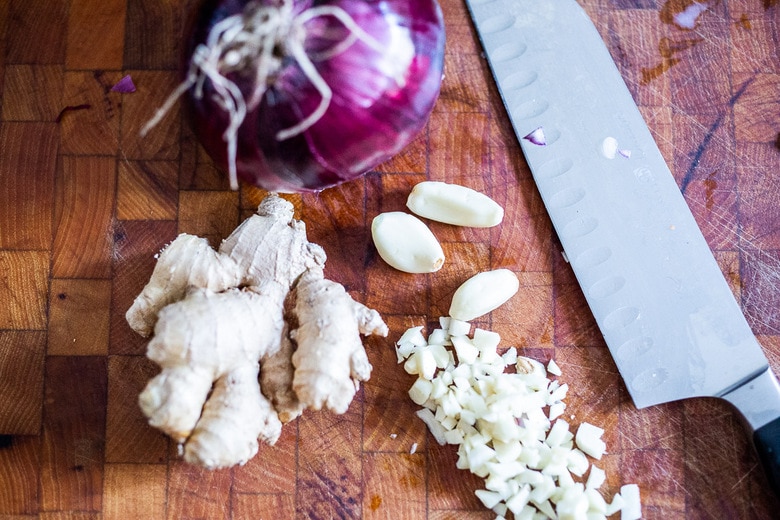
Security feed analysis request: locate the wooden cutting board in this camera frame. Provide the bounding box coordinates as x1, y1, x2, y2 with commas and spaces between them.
1, 0, 779, 518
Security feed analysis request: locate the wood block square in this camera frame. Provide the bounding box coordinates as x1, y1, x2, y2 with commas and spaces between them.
683, 170, 739, 252
365, 261, 432, 317
733, 73, 780, 143
428, 111, 491, 190
736, 142, 780, 251
40, 356, 107, 512
5, 0, 67, 64
680, 401, 771, 519
297, 408, 362, 519
639, 105, 674, 170
670, 110, 735, 193
740, 248, 780, 336
553, 276, 604, 347
178, 190, 240, 246
48, 279, 111, 356
619, 399, 685, 454
436, 51, 492, 114
429, 511, 495, 520
438, 0, 481, 56
0, 122, 58, 250
301, 181, 369, 293
488, 119, 533, 180
52, 156, 117, 279
40, 513, 101, 520
729, 15, 780, 74
0, 251, 49, 330
490, 271, 554, 349
109, 220, 178, 356
179, 128, 231, 191
1, 65, 63, 121
65, 0, 127, 70
102, 464, 166, 520
106, 356, 168, 464
427, 441, 483, 512
490, 208, 554, 273
364, 171, 427, 217
231, 493, 295, 519
123, 0, 192, 70
609, 10, 672, 106
166, 460, 232, 520
363, 453, 426, 519
232, 424, 297, 495
364, 314, 429, 453
0, 435, 41, 515
552, 346, 622, 446
117, 160, 178, 221
60, 71, 123, 156
119, 70, 181, 161
0, 331, 46, 434
374, 129, 428, 174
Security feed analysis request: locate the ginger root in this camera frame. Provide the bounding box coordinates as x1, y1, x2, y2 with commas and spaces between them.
126, 194, 387, 469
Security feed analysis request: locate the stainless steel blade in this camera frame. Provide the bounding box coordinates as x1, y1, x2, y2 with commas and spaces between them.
464, 0, 778, 419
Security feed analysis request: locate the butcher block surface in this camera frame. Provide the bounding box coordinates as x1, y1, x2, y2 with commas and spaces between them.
1, 0, 780, 518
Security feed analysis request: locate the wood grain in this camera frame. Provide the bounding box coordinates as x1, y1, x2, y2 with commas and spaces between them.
0, 0, 779, 518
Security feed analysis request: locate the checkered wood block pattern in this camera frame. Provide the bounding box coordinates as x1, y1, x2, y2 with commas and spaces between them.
0, 0, 779, 518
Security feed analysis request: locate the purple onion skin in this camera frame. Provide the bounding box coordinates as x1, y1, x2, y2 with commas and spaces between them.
188, 0, 445, 193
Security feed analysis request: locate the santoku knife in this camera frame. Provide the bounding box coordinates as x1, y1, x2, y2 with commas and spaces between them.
465, 0, 780, 495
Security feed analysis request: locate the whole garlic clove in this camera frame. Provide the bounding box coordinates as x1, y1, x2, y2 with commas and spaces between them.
449, 269, 519, 321
371, 212, 445, 273
406, 181, 504, 228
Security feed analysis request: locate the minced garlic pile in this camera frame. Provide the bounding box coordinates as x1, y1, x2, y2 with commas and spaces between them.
396, 318, 641, 520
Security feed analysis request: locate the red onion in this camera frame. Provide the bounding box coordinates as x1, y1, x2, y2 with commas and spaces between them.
523, 126, 546, 146
146, 0, 445, 192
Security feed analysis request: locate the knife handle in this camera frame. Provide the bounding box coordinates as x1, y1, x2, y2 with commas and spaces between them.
723, 368, 780, 498
755, 417, 780, 497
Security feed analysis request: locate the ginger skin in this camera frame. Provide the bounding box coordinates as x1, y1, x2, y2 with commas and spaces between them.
126, 194, 387, 469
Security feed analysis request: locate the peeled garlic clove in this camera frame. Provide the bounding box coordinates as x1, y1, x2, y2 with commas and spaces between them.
371, 212, 445, 273
449, 269, 519, 321
406, 181, 504, 228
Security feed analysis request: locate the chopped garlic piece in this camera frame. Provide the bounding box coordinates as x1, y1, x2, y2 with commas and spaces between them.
447, 318, 471, 337
549, 402, 566, 421
547, 358, 562, 376
475, 489, 503, 509
408, 377, 433, 405
451, 335, 479, 364
428, 327, 450, 346
415, 408, 446, 445
575, 422, 606, 460
586, 465, 606, 490
620, 484, 642, 520
397, 325, 426, 346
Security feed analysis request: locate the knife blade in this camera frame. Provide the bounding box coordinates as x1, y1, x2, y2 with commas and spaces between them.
464, 0, 780, 494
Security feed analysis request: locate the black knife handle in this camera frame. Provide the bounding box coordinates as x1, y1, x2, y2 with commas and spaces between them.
755, 416, 780, 496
